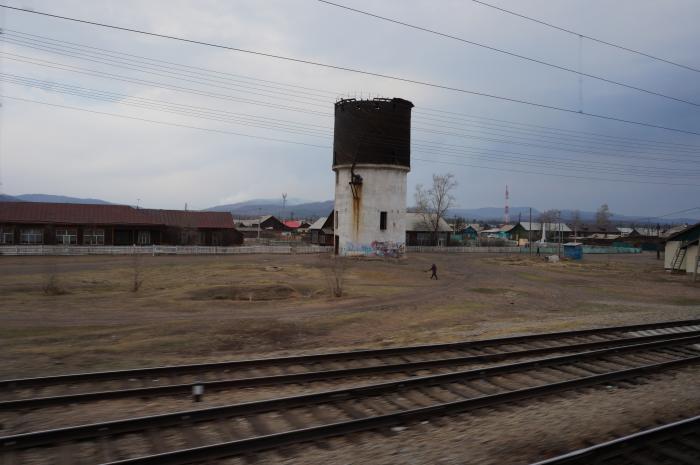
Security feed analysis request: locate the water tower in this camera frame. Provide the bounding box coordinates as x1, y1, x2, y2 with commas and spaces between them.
332, 97, 413, 257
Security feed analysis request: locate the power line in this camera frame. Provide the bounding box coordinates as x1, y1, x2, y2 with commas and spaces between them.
412, 157, 699, 187
0, 52, 330, 116
10, 72, 694, 174
318, 0, 700, 108
7, 26, 700, 153
414, 110, 700, 154
5, 93, 700, 186
11, 70, 700, 178
6, 29, 699, 156
0, 34, 331, 107
471, 0, 700, 74
0, 94, 330, 148
8, 38, 700, 160
648, 206, 700, 220
3, 28, 338, 98
1, 4, 699, 136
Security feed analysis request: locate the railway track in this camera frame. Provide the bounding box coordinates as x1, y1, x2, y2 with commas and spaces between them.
2, 318, 700, 412
2, 333, 699, 465
530, 414, 700, 464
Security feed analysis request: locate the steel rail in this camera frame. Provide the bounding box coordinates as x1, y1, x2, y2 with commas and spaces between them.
2, 318, 699, 390
104, 357, 700, 464
4, 327, 700, 410
528, 414, 700, 464
3, 333, 700, 452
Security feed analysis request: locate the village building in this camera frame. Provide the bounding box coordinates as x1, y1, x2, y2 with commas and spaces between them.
0, 202, 243, 246
405, 213, 452, 246
509, 222, 572, 243
479, 224, 516, 240
572, 223, 619, 239
664, 222, 700, 274
461, 224, 482, 240
234, 215, 289, 238
308, 211, 334, 246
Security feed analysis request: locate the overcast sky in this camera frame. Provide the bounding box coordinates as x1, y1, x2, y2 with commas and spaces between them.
0, 0, 699, 218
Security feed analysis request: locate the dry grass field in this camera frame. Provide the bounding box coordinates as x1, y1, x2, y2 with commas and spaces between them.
1, 251, 699, 379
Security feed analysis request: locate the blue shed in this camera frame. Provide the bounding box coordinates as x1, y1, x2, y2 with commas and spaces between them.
563, 242, 583, 260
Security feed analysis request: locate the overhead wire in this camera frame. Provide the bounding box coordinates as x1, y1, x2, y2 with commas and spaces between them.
471, 0, 700, 74
3, 27, 700, 158
1, 3, 699, 136
6, 48, 700, 166
4, 92, 700, 187
2, 29, 336, 99
317, 0, 700, 108
0, 34, 331, 107
5, 74, 700, 180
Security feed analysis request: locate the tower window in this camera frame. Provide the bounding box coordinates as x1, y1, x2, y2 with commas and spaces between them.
380, 211, 387, 230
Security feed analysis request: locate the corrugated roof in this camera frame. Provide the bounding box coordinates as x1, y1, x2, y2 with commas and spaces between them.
666, 222, 700, 242
142, 209, 235, 229
308, 217, 327, 230
518, 222, 572, 232
0, 202, 235, 229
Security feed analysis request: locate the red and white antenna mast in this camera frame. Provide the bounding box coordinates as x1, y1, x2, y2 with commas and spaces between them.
504, 185, 510, 225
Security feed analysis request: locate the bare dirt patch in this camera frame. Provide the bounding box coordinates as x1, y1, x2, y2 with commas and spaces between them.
188, 284, 312, 301
1, 252, 699, 378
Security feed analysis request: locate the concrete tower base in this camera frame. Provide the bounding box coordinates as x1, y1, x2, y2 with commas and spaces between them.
333, 164, 407, 258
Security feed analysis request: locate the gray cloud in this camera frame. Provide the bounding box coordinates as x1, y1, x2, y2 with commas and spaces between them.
0, 0, 698, 218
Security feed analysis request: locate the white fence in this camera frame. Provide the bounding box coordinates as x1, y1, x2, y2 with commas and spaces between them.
0, 244, 641, 256
407, 246, 523, 253
0, 245, 333, 256
406, 246, 641, 254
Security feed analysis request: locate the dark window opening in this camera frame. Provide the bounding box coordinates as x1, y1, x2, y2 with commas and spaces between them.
380, 211, 387, 230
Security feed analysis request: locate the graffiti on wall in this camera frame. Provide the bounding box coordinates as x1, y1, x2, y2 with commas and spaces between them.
341, 241, 405, 258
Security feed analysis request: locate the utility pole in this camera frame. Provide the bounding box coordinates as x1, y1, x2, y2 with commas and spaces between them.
257, 207, 261, 241
528, 207, 532, 256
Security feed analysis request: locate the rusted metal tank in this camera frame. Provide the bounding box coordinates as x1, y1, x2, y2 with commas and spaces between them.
333, 98, 413, 170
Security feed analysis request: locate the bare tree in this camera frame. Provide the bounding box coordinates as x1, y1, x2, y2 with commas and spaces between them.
452, 216, 467, 233
570, 209, 582, 239
596, 203, 612, 226
537, 209, 561, 243
414, 173, 457, 246
538, 209, 561, 228
318, 254, 350, 298
131, 253, 143, 292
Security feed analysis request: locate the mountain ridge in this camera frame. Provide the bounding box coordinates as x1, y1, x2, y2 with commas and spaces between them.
1, 194, 696, 223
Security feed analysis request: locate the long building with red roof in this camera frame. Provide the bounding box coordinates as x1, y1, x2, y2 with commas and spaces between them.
0, 202, 243, 246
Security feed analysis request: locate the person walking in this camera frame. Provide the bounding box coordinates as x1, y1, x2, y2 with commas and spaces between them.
427, 263, 438, 280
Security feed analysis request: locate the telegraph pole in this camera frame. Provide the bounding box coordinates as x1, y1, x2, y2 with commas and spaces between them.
528, 207, 532, 256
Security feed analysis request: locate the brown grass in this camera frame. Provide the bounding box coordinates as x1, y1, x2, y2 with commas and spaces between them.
1, 252, 699, 378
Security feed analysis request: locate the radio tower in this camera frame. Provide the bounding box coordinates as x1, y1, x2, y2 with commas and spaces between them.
504, 185, 510, 225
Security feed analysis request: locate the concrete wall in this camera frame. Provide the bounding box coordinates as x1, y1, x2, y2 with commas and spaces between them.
665, 240, 694, 270
334, 164, 407, 257
686, 244, 699, 274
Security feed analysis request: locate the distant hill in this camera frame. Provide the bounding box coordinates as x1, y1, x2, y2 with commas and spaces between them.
0, 194, 112, 204
446, 206, 699, 225
14, 194, 113, 204
206, 200, 334, 219
0, 194, 18, 202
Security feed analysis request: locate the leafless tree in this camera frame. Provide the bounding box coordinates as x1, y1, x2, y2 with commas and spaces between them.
318, 254, 350, 298
570, 209, 582, 238
596, 203, 612, 226
131, 253, 143, 292
415, 173, 457, 245
452, 216, 467, 233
